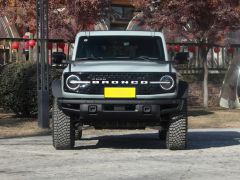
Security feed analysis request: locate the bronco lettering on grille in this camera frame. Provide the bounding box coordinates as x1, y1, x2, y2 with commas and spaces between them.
91, 81, 149, 85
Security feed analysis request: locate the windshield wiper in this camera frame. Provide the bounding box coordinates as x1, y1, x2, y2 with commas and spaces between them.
75, 56, 103, 61
132, 56, 159, 61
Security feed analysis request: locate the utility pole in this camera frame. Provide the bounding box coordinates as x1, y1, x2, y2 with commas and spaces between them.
36, 0, 49, 128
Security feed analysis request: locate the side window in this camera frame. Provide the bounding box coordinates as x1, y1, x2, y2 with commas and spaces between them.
76, 38, 89, 58
156, 38, 165, 60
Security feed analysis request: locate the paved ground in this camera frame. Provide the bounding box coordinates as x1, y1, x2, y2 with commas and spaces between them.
0, 129, 240, 180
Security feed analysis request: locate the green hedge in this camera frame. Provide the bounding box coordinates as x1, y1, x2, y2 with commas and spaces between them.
0, 62, 61, 117
0, 62, 37, 116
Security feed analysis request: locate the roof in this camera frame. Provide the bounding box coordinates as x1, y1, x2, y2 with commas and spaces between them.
76, 31, 164, 39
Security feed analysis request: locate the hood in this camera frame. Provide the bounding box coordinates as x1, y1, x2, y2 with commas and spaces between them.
63, 60, 176, 73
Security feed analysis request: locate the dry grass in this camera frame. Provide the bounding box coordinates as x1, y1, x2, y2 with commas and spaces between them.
0, 108, 240, 138
0, 113, 50, 138
188, 108, 240, 129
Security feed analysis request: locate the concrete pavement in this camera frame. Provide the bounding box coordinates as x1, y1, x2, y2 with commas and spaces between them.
0, 129, 240, 180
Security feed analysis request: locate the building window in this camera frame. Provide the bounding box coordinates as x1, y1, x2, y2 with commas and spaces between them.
111, 6, 134, 21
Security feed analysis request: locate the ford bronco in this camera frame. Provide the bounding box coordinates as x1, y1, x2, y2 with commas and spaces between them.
52, 31, 188, 150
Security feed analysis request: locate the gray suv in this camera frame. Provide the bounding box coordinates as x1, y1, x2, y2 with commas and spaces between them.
52, 31, 188, 150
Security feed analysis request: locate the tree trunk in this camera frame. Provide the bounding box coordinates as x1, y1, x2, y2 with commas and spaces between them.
200, 46, 209, 108
203, 55, 209, 108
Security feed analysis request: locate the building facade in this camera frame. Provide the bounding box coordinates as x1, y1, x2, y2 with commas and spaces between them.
110, 0, 135, 30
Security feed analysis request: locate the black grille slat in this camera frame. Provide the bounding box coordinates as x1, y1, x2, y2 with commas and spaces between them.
64, 72, 176, 95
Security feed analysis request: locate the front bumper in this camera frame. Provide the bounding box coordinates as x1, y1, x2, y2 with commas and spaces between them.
58, 98, 185, 120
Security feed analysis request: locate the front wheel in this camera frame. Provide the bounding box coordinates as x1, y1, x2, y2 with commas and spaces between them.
166, 100, 188, 150
52, 98, 75, 150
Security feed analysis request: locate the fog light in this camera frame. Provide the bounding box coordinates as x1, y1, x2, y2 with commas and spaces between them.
89, 105, 97, 113
143, 106, 151, 113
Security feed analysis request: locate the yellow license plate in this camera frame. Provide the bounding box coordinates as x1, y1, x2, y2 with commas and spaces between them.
104, 87, 136, 98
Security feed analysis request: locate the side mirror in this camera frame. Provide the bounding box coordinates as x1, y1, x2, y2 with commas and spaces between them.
174, 52, 189, 64
52, 52, 66, 65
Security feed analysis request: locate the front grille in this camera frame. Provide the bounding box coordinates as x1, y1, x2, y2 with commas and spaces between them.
64, 72, 176, 95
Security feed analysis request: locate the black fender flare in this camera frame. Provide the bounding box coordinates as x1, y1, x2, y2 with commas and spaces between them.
177, 80, 188, 99
52, 80, 63, 98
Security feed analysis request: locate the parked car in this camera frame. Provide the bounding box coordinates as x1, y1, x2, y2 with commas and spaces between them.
51, 31, 189, 150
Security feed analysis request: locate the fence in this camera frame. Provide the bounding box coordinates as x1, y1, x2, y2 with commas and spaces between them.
168, 43, 240, 74
0, 38, 239, 75
0, 38, 69, 66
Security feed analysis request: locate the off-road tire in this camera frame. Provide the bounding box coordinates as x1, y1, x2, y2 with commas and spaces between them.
158, 130, 167, 140
75, 129, 82, 140
166, 100, 188, 150
52, 98, 75, 150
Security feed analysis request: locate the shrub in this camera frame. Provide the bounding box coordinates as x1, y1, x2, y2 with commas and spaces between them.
0, 61, 61, 117
0, 62, 37, 117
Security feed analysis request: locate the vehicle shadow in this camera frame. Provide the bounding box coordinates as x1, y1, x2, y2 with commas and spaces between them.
187, 131, 240, 150
77, 133, 166, 150
188, 109, 214, 117
75, 131, 240, 150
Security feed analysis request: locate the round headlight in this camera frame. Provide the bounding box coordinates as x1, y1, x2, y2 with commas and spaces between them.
160, 75, 175, 90
66, 75, 81, 91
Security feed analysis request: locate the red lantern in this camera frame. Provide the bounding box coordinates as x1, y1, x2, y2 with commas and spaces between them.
188, 46, 196, 53
58, 43, 65, 49
12, 42, 19, 50
29, 40, 36, 48
214, 47, 220, 53
48, 43, 53, 50
174, 45, 181, 53
227, 47, 235, 54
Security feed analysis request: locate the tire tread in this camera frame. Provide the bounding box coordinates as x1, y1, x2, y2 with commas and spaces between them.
166, 100, 188, 150
52, 98, 74, 150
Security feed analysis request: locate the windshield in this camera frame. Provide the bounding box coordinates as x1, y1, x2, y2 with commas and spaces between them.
76, 36, 165, 61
